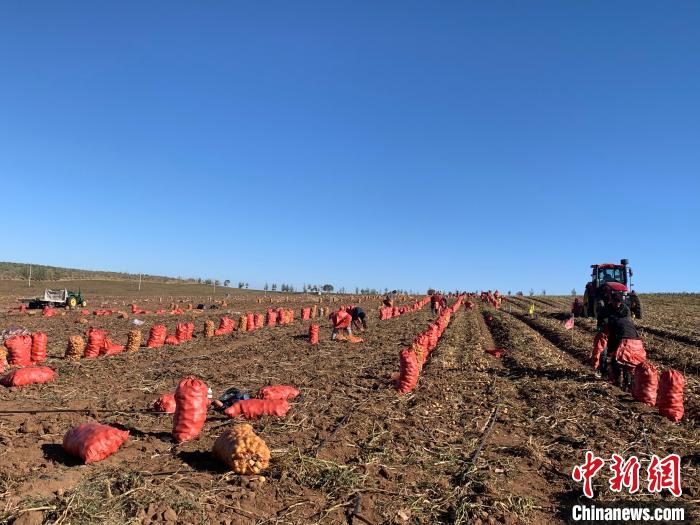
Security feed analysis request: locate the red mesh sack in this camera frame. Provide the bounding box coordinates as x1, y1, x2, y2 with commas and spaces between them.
632, 362, 658, 406
164, 335, 180, 345
590, 331, 608, 369
5, 335, 32, 366
254, 313, 264, 329
172, 376, 209, 442
309, 323, 319, 344
615, 339, 646, 367
153, 393, 177, 413
427, 325, 439, 351
102, 338, 125, 355
62, 423, 129, 463
657, 370, 685, 422
246, 313, 255, 331
1, 366, 55, 387
266, 309, 277, 327
301, 308, 311, 321
277, 310, 285, 325
224, 398, 290, 419
84, 328, 107, 358
185, 322, 195, 340
147, 325, 167, 348
395, 348, 419, 394
42, 306, 55, 317
215, 317, 234, 335
19, 304, 27, 313
176, 323, 188, 342
31, 332, 48, 363
258, 385, 300, 400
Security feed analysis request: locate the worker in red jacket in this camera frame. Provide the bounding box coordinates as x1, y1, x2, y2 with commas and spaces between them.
430, 292, 442, 315
329, 308, 352, 340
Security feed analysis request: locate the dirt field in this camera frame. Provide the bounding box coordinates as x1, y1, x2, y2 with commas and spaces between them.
0, 282, 697, 524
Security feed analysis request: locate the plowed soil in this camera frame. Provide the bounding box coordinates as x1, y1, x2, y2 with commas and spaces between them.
0, 283, 697, 524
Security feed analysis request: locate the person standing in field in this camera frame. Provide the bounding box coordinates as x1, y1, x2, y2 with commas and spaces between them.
431, 291, 442, 315
596, 292, 646, 390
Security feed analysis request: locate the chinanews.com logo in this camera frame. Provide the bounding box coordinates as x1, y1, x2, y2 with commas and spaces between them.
568, 452, 691, 524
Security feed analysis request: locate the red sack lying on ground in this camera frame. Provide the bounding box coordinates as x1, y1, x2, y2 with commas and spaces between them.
42, 306, 55, 317
63, 423, 129, 463
31, 332, 48, 363
258, 385, 300, 400
224, 398, 290, 419
84, 328, 107, 358
19, 304, 27, 313
172, 377, 209, 442
102, 338, 125, 355
164, 335, 180, 345
80, 309, 90, 315
1, 366, 55, 387
590, 331, 608, 369
632, 362, 658, 406
153, 393, 177, 413
5, 335, 32, 366
147, 325, 167, 348
309, 323, 319, 344
395, 348, 419, 394
485, 348, 505, 358
657, 370, 685, 422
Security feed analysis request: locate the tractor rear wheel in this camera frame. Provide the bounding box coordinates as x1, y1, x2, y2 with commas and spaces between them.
632, 302, 642, 319
81, 301, 88, 307
583, 292, 593, 317
67, 297, 77, 308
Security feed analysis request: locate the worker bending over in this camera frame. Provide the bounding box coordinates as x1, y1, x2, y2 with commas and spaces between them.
348, 306, 367, 332
329, 308, 352, 340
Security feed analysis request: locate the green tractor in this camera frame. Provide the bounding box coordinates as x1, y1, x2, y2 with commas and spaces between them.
27, 289, 87, 309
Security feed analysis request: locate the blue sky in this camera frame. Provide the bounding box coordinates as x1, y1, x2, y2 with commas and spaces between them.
1, 2, 698, 293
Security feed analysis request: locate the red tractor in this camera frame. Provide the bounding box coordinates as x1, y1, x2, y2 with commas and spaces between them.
583, 258, 642, 319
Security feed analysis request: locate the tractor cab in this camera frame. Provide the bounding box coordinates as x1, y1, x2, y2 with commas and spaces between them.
583, 259, 641, 319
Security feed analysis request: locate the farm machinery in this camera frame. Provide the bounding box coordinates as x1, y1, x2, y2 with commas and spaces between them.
27, 288, 87, 309
582, 259, 641, 319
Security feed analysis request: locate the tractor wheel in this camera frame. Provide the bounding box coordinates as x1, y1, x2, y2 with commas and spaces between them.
67, 297, 77, 308
583, 292, 592, 317
632, 303, 642, 320
81, 301, 88, 307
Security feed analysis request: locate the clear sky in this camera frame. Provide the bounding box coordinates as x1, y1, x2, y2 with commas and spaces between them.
1, 2, 698, 294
